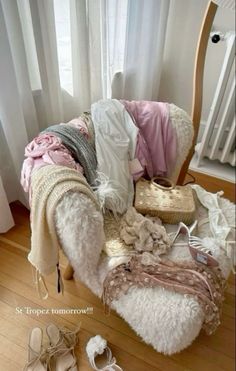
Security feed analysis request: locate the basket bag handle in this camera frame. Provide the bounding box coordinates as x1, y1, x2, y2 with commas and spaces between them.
151, 177, 175, 191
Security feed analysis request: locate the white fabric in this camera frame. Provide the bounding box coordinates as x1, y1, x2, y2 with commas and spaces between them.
192, 184, 233, 242
0, 175, 14, 233
0, 0, 34, 213
111, 0, 170, 100
169, 104, 193, 183
192, 184, 236, 273
212, 0, 235, 10
56, 192, 105, 297
0, 0, 169, 229
91, 99, 138, 214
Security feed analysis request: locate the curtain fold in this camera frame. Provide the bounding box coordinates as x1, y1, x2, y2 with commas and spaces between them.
111, 0, 170, 100
2, 0, 39, 140
0, 175, 14, 233
29, 0, 64, 124
70, 0, 105, 110
0, 0, 33, 211
0, 0, 169, 232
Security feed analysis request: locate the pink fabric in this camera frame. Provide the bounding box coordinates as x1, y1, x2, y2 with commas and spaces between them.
21, 133, 83, 193
134, 132, 153, 180
121, 101, 177, 179
21, 157, 36, 193
25, 133, 62, 158
42, 149, 83, 171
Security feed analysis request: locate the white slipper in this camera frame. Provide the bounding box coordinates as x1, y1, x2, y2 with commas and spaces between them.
86, 335, 123, 371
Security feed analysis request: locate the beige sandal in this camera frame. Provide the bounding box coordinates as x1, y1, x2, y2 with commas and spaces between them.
24, 327, 47, 371
46, 323, 79, 371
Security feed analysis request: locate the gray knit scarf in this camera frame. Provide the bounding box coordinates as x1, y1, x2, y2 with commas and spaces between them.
42, 124, 97, 185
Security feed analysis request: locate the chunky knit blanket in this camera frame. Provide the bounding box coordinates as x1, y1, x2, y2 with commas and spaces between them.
43, 124, 97, 185
29, 165, 100, 282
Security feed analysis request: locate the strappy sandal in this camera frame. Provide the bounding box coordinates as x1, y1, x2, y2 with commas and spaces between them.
46, 324, 79, 371
172, 221, 219, 267
86, 335, 123, 371
23, 327, 47, 371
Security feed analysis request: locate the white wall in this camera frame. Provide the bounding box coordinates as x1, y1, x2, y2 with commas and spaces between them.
159, 0, 235, 121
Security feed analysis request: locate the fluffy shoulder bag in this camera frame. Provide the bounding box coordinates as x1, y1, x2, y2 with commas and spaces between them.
134, 177, 196, 225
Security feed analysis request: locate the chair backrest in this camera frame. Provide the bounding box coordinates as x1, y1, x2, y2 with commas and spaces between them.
177, 1, 218, 184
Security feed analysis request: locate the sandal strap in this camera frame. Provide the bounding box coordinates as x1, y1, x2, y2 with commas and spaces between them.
89, 346, 123, 371
32, 268, 49, 300
47, 345, 77, 371
60, 327, 80, 347
23, 348, 47, 371
103, 347, 123, 371
47, 326, 80, 370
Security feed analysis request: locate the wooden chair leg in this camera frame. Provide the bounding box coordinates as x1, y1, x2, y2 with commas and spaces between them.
64, 263, 74, 280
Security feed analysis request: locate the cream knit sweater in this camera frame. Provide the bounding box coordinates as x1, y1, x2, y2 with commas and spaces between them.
29, 165, 100, 279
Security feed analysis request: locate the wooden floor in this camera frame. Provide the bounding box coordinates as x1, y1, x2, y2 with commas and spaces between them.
0, 174, 235, 370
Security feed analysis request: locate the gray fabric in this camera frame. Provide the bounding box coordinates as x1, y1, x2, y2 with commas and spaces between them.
79, 111, 95, 148
42, 124, 97, 185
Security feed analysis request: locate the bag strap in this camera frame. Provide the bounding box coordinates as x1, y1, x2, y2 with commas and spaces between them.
151, 177, 174, 190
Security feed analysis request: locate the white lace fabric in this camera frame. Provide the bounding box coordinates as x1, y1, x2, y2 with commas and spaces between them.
192, 184, 236, 273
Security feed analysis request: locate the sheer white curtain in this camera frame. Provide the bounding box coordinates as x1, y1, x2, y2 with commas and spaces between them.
0, 0, 38, 231
111, 0, 170, 100
0, 0, 170, 232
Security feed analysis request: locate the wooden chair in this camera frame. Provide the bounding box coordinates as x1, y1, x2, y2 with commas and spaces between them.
177, 1, 218, 184
64, 1, 221, 280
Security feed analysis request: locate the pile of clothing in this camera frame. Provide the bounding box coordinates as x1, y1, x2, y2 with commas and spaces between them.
21, 112, 101, 296
22, 98, 191, 212
21, 99, 234, 351
21, 114, 96, 198
21, 99, 194, 298
102, 204, 229, 336
91, 99, 178, 213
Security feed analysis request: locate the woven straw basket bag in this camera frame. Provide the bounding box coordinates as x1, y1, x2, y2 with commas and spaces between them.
134, 177, 196, 225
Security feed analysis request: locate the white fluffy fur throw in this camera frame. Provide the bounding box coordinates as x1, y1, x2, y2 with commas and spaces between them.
56, 191, 105, 296
55, 191, 234, 355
